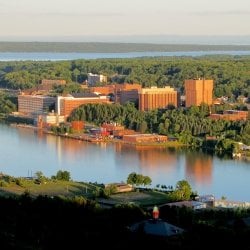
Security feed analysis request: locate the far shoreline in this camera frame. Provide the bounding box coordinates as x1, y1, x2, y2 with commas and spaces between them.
10, 122, 185, 148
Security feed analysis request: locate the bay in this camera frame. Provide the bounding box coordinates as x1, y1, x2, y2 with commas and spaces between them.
0, 51, 250, 61
0, 123, 249, 202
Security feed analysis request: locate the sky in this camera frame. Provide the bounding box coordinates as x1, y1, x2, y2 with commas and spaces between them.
0, 0, 250, 43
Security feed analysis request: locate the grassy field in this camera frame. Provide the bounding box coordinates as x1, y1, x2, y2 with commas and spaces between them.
108, 190, 170, 207
0, 174, 171, 208
0, 176, 99, 199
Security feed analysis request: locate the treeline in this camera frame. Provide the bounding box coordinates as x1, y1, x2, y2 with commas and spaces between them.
1, 42, 250, 52
0, 56, 250, 98
0, 92, 16, 114
0, 194, 250, 249
69, 103, 250, 150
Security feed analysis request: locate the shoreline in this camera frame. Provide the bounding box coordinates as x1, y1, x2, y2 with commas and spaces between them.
10, 123, 185, 147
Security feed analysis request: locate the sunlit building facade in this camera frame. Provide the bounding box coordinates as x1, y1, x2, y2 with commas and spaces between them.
185, 79, 213, 107
138, 86, 178, 111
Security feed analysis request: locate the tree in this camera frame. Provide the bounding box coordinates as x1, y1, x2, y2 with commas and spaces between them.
35, 171, 44, 180
126, 172, 152, 186
103, 184, 118, 197
174, 180, 192, 200
55, 170, 71, 181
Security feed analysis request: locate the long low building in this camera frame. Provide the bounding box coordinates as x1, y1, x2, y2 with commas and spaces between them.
123, 134, 168, 144
209, 110, 249, 121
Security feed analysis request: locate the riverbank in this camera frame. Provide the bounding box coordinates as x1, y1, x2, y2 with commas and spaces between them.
11, 123, 185, 147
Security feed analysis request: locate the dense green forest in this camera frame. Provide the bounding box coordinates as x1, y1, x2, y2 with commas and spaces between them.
1, 42, 250, 52
0, 55, 250, 98
69, 103, 250, 150
1, 55, 249, 151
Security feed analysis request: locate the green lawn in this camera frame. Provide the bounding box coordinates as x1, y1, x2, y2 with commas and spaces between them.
0, 177, 99, 198
109, 190, 170, 207
0, 175, 171, 208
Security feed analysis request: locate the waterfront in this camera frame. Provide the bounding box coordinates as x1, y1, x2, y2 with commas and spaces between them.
0, 123, 249, 202
0, 51, 250, 61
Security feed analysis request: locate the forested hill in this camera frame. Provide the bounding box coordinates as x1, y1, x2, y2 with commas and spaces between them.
0, 42, 250, 52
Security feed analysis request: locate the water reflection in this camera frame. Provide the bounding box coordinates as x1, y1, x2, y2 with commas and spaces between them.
114, 144, 183, 186
184, 151, 213, 186
1, 123, 250, 201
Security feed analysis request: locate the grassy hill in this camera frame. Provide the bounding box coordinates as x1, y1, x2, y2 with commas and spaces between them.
0, 174, 99, 199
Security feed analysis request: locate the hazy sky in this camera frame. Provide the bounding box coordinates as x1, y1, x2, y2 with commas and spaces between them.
0, 0, 250, 41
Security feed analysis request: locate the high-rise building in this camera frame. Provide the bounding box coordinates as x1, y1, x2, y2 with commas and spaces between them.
138, 86, 178, 111
185, 79, 213, 107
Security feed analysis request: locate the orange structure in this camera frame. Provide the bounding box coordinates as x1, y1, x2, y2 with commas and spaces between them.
71, 121, 84, 131
185, 79, 213, 107
41, 79, 66, 85
101, 123, 125, 134
123, 134, 168, 144
56, 94, 110, 117
113, 129, 137, 138
89, 85, 115, 95
138, 86, 178, 111
209, 110, 249, 121
89, 83, 142, 105
114, 83, 141, 104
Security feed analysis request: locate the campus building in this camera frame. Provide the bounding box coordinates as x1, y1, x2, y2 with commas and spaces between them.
138, 86, 178, 111
89, 83, 142, 104
123, 134, 168, 144
114, 83, 142, 104
90, 85, 116, 96
18, 94, 56, 115
209, 110, 249, 121
56, 93, 110, 117
87, 73, 107, 86
185, 79, 213, 107
41, 79, 66, 85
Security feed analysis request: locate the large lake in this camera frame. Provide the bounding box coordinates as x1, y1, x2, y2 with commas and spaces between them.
0, 123, 249, 202
0, 51, 250, 61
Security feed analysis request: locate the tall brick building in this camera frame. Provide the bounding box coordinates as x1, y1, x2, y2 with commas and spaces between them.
185, 79, 213, 107
89, 83, 142, 104
56, 93, 110, 117
115, 83, 141, 104
138, 86, 178, 111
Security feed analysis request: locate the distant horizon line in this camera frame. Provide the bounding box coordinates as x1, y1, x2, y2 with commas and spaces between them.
0, 35, 250, 45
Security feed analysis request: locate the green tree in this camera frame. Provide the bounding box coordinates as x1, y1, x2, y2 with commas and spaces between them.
35, 171, 44, 180
126, 172, 152, 186
103, 184, 118, 197
173, 180, 192, 201
55, 170, 71, 181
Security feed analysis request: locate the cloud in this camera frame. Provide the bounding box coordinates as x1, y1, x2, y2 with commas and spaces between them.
0, 9, 123, 18
191, 10, 250, 16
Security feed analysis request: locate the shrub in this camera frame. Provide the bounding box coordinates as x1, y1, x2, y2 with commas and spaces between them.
0, 180, 9, 187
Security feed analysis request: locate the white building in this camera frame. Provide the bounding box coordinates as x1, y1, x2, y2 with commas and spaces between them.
87, 73, 107, 86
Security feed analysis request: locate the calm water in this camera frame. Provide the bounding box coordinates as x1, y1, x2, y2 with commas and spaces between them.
0, 123, 249, 201
0, 51, 250, 61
